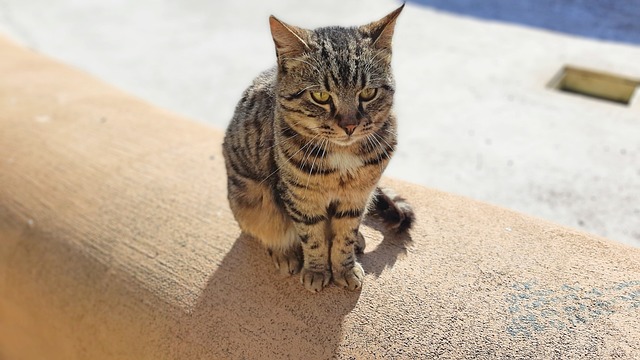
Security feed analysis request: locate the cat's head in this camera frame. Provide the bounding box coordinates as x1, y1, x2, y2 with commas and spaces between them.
270, 5, 403, 147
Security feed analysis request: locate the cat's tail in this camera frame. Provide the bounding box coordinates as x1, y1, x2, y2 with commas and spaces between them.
370, 186, 415, 233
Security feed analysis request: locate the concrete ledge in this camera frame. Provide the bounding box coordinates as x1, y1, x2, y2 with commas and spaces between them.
1, 35, 639, 359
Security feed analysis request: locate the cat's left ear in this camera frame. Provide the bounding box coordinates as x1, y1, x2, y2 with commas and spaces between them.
360, 4, 404, 50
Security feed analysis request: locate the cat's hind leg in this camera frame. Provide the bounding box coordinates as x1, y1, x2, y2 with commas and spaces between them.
227, 177, 302, 275
354, 231, 365, 254
267, 231, 303, 275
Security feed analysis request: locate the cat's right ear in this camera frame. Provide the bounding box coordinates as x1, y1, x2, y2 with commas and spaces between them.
269, 16, 310, 60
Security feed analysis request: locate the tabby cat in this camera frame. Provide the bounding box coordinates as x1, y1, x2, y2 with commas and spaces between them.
222, 5, 414, 293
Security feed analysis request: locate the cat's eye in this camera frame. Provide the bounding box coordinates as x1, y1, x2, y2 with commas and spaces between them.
359, 88, 378, 102
310, 91, 331, 104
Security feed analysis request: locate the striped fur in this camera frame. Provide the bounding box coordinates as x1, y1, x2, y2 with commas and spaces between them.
222, 5, 412, 292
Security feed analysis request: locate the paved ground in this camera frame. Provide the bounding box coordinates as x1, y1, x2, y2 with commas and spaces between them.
1, 0, 638, 246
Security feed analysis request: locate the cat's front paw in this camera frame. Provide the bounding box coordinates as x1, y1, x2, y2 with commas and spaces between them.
300, 268, 331, 293
332, 262, 364, 291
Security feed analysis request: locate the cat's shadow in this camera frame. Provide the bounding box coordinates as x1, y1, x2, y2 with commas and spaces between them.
176, 233, 360, 359
176, 216, 411, 358
360, 216, 413, 277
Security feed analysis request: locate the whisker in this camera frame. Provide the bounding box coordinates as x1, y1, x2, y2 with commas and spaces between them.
281, 57, 323, 76
260, 134, 319, 184
269, 131, 299, 151
368, 133, 384, 173
298, 84, 322, 92
299, 137, 318, 173
303, 138, 327, 200
370, 132, 392, 174
308, 56, 326, 74
373, 132, 395, 155
367, 48, 390, 70
383, 127, 398, 137
365, 134, 377, 153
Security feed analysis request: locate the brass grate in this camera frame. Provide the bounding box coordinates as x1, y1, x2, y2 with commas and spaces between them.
549, 66, 639, 105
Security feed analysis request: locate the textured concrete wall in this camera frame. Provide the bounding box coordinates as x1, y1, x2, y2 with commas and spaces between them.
1, 35, 640, 360
0, 0, 638, 247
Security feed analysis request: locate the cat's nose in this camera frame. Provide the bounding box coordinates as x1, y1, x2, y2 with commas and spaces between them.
341, 124, 357, 136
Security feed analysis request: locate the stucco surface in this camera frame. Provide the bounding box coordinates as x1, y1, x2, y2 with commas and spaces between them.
1, 0, 639, 247
1, 36, 639, 359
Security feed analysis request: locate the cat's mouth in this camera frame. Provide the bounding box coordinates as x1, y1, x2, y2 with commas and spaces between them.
329, 133, 365, 147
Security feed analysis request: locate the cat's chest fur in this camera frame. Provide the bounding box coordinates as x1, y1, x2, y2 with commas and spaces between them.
326, 151, 364, 175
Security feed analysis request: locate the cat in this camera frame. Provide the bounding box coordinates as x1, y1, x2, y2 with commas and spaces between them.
222, 5, 414, 293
